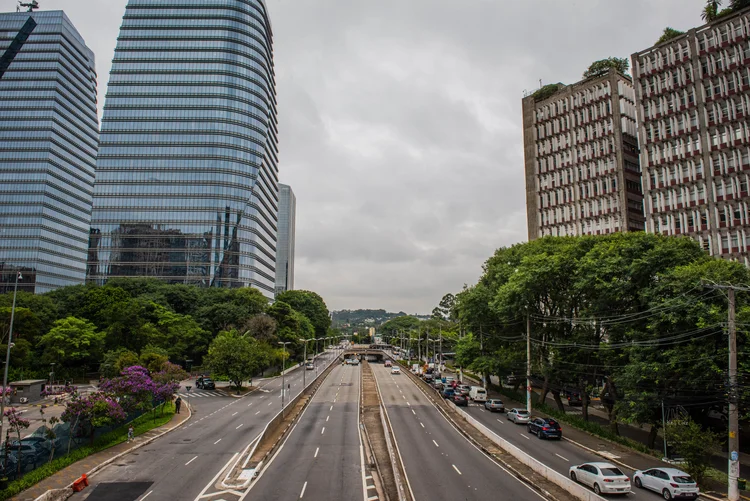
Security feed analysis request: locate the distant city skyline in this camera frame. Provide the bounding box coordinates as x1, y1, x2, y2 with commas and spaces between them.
275, 184, 296, 295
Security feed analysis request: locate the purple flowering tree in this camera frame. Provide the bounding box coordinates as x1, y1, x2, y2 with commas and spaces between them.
4, 408, 30, 475
99, 366, 156, 413
62, 392, 125, 445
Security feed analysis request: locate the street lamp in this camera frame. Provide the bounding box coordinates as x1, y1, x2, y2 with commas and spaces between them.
278, 341, 291, 416
298, 338, 309, 389
0, 271, 22, 443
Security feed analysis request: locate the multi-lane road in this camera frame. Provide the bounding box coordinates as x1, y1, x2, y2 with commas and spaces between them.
72, 351, 338, 501
243, 362, 364, 501
371, 362, 548, 500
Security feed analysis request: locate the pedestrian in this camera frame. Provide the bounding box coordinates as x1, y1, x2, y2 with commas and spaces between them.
127, 425, 134, 443
175, 396, 182, 414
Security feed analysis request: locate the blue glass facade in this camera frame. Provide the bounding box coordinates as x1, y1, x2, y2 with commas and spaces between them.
89, 0, 280, 297
0, 11, 99, 293
275, 184, 295, 295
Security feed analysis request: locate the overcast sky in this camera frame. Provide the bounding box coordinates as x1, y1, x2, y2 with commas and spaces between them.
2, 0, 707, 313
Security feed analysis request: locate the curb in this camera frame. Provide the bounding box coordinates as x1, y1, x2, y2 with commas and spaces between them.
33, 404, 193, 501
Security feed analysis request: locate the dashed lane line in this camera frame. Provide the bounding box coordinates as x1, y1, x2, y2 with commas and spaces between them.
185, 456, 198, 466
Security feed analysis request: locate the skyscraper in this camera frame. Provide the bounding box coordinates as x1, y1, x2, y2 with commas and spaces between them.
275, 184, 295, 295
88, 0, 279, 297
632, 7, 750, 264
522, 68, 645, 240
0, 10, 99, 293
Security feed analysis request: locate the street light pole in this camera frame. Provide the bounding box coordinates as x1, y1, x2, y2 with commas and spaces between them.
299, 339, 308, 389
277, 341, 291, 416
0, 271, 22, 442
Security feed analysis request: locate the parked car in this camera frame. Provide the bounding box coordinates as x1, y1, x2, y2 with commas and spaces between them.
569, 462, 631, 496
452, 394, 468, 406
456, 385, 471, 397
391, 366, 401, 375
484, 399, 505, 412
196, 377, 215, 390
2, 443, 43, 471
633, 467, 699, 499
507, 408, 531, 424
441, 387, 455, 399
469, 386, 487, 402
527, 417, 562, 439
305, 362, 314, 370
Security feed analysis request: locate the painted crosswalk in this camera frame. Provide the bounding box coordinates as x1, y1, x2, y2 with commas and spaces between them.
176, 390, 227, 398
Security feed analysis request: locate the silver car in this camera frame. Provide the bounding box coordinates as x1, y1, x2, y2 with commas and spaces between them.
506, 408, 530, 424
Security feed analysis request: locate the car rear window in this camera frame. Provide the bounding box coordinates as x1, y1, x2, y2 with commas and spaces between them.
673, 475, 695, 484
517, 410, 529, 415
602, 468, 625, 476
546, 419, 559, 426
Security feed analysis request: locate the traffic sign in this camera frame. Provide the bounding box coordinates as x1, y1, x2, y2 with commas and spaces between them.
186, 385, 192, 392
731, 451, 739, 462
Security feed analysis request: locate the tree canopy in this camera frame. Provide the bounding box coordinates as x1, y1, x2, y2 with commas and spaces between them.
583, 57, 629, 79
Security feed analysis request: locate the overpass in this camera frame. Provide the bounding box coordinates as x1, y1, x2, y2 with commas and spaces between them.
343, 344, 393, 362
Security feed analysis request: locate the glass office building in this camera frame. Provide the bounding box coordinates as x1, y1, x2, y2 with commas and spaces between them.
275, 183, 295, 295
0, 10, 99, 293
89, 0, 280, 297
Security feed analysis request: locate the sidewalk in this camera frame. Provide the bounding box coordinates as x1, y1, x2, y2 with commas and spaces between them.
447, 369, 745, 500
12, 405, 191, 501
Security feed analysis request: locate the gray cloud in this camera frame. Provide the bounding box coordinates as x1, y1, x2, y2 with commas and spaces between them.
2, 0, 707, 313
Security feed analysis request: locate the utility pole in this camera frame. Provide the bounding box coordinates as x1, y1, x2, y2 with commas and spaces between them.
527, 313, 532, 415
439, 326, 443, 373
703, 281, 745, 501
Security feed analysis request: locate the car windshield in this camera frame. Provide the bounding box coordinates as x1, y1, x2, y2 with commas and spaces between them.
602, 468, 625, 476
673, 475, 695, 484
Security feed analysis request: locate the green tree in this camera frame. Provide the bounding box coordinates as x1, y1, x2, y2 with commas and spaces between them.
205, 329, 270, 391
665, 418, 720, 486
140, 345, 169, 373
242, 314, 277, 342
275, 290, 330, 337
656, 27, 685, 44
39, 317, 105, 368
702, 0, 721, 21
582, 57, 629, 79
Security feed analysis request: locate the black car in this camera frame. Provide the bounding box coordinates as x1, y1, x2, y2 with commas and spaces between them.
196, 377, 215, 390
527, 417, 562, 439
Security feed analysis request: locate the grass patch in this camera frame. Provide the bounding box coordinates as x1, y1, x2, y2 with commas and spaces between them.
0, 402, 176, 500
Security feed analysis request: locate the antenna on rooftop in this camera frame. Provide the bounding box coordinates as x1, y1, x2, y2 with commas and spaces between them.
18, 1, 39, 12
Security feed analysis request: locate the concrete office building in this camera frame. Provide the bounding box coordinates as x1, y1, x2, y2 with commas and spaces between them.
632, 7, 750, 264
88, 0, 279, 297
275, 183, 295, 295
523, 68, 645, 240
0, 10, 99, 293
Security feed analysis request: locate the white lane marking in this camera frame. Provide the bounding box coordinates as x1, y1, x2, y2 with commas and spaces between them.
268, 401, 273, 406
214, 439, 222, 445
330, 405, 333, 411
326, 415, 330, 422
432, 440, 439, 447
420, 422, 424, 428
497, 419, 504, 424
185, 455, 198, 466
248, 402, 253, 407
232, 412, 238, 416
480, 408, 485, 412
321, 427, 325, 435
314, 447, 319, 458
255, 411, 260, 415
236, 423, 244, 430
452, 464, 462, 475
138, 490, 153, 501
411, 409, 416, 415
519, 433, 530, 440
555, 453, 569, 462
406, 401, 410, 406
300, 481, 307, 499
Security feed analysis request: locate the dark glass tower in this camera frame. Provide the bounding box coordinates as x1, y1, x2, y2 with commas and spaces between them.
0, 10, 99, 293
89, 0, 279, 297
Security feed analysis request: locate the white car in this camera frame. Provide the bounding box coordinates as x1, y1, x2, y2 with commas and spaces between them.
569, 462, 631, 495
391, 366, 401, 374
506, 408, 530, 424
633, 467, 699, 500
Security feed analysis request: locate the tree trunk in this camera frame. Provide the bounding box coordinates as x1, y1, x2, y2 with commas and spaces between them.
647, 425, 659, 449
540, 375, 550, 406
552, 391, 565, 412
581, 390, 590, 422
601, 376, 619, 435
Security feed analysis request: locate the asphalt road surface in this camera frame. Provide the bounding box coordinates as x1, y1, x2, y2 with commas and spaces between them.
72, 351, 338, 501
371, 363, 548, 501
242, 362, 364, 501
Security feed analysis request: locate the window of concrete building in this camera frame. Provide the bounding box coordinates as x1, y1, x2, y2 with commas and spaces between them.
702, 238, 711, 251
689, 214, 695, 228
702, 211, 708, 226
722, 234, 730, 250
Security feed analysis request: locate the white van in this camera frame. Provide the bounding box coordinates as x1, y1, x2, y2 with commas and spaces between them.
469, 386, 487, 402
